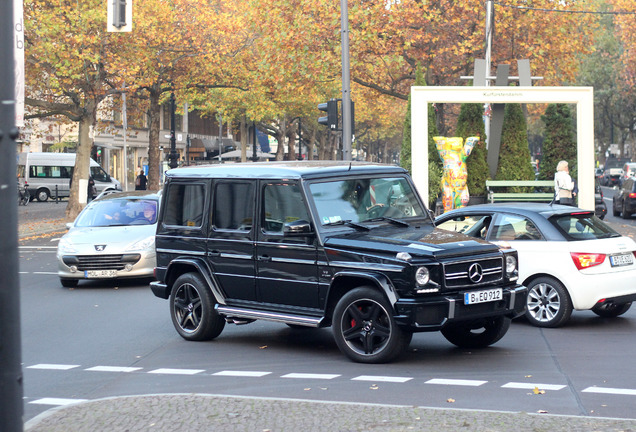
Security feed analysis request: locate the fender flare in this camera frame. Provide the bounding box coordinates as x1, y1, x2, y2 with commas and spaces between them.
330, 270, 399, 306
166, 257, 226, 305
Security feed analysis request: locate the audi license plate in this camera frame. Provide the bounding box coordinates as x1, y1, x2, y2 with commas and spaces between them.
464, 288, 502, 305
85, 270, 118, 278
610, 253, 634, 267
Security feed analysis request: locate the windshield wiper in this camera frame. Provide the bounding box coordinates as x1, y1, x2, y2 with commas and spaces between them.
362, 216, 410, 227
323, 219, 370, 231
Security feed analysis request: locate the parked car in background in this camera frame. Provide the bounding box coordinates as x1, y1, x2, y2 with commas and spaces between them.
595, 167, 604, 180
613, 177, 636, 219
57, 190, 160, 288
436, 203, 636, 328
620, 162, 636, 186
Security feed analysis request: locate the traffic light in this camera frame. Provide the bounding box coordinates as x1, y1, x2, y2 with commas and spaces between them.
97, 147, 102, 157
318, 100, 338, 130
112, 0, 127, 28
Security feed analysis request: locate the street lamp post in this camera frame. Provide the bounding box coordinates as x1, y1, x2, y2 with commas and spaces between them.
168, 92, 178, 169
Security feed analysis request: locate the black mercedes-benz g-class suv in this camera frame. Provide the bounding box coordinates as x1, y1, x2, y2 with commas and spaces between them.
151, 162, 527, 363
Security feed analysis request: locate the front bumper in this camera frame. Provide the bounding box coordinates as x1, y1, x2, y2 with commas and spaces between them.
57, 252, 156, 280
394, 284, 527, 331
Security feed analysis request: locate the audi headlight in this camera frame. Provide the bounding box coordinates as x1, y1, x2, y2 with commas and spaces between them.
126, 236, 155, 252
415, 266, 430, 286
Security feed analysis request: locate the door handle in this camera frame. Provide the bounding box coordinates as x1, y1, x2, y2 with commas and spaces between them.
209, 250, 221, 257
258, 255, 271, 262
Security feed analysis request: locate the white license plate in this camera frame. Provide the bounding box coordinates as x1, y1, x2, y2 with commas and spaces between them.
84, 270, 118, 278
464, 288, 503, 305
610, 253, 634, 267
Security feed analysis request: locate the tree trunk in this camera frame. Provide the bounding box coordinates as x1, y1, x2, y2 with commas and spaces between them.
147, 90, 162, 191
66, 109, 95, 220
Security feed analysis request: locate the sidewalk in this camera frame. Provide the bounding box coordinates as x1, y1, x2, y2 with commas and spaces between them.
23, 393, 636, 432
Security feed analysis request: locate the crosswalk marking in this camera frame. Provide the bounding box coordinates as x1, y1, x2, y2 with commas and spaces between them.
425, 378, 487, 387
501, 382, 567, 391
29, 398, 88, 406
85, 366, 142, 373
213, 370, 272, 377
148, 368, 205, 375
27, 364, 79, 370
281, 373, 340, 380
582, 387, 636, 396
352, 375, 413, 383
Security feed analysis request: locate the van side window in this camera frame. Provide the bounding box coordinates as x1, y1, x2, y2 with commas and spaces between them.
213, 181, 254, 231
164, 183, 205, 227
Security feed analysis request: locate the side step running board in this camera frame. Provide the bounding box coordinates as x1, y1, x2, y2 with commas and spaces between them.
216, 305, 323, 328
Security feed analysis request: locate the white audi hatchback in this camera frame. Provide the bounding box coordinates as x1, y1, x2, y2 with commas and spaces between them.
436, 203, 636, 327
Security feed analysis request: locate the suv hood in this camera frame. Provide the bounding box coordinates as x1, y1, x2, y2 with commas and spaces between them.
324, 225, 500, 259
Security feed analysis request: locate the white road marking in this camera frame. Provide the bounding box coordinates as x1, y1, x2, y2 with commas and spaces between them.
148, 368, 205, 375
352, 375, 413, 383
582, 387, 636, 396
502, 382, 567, 391
27, 364, 79, 370
425, 378, 487, 387
213, 370, 272, 377
29, 398, 88, 406
85, 366, 142, 373
281, 373, 340, 380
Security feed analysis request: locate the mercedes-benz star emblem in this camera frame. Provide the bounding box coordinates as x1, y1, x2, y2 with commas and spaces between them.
468, 263, 483, 283
95, 245, 106, 252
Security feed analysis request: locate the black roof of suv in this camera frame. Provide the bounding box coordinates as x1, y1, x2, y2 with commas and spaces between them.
151, 161, 527, 363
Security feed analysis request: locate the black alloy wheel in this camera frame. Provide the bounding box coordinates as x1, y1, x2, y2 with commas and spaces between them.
169, 272, 225, 341
332, 287, 410, 364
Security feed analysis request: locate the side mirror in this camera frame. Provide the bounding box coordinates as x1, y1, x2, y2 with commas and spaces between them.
284, 219, 313, 236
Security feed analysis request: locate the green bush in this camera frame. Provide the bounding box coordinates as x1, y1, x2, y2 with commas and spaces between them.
538, 104, 577, 182
495, 104, 535, 191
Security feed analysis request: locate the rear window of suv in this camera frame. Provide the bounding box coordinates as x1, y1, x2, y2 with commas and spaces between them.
549, 212, 620, 241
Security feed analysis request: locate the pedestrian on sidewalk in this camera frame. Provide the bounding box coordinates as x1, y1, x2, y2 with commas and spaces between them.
135, 168, 147, 190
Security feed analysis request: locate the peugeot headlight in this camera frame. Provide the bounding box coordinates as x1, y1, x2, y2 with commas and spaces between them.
126, 236, 155, 252
415, 266, 430, 286
57, 237, 78, 254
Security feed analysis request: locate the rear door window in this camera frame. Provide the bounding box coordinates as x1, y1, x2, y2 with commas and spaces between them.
549, 212, 620, 241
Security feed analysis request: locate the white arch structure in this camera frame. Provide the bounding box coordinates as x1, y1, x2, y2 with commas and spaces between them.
411, 86, 595, 211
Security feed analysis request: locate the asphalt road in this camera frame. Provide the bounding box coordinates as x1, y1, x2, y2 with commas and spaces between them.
17, 214, 636, 426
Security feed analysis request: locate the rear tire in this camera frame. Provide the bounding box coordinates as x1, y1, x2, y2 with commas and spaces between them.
169, 272, 225, 341
441, 316, 511, 348
332, 287, 409, 363
592, 302, 632, 318
612, 199, 620, 217
622, 202, 631, 219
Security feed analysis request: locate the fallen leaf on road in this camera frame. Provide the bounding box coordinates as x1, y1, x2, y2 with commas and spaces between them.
447, 398, 455, 403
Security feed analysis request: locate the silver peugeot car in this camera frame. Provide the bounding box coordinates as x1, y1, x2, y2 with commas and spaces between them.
57, 190, 160, 288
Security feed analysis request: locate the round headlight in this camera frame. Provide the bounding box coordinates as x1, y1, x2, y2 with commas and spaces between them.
415, 267, 430, 286
505, 255, 517, 273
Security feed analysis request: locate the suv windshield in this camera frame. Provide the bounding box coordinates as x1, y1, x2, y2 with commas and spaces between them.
75, 198, 158, 227
309, 176, 425, 226
549, 212, 620, 241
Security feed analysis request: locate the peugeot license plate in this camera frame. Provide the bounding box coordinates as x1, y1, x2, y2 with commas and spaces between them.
464, 288, 502, 305
85, 270, 118, 278
610, 253, 634, 267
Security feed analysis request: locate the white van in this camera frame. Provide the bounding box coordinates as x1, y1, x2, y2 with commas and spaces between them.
17, 152, 121, 202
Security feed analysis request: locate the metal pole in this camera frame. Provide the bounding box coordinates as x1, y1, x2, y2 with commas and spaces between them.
122, 82, 128, 190
168, 92, 178, 169
297, 118, 302, 160
340, 0, 352, 161
217, 114, 222, 162
0, 0, 24, 428
484, 0, 494, 149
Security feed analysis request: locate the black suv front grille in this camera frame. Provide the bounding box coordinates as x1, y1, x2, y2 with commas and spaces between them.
443, 256, 503, 289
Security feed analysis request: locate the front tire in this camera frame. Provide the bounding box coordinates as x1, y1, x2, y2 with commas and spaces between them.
525, 276, 572, 328
622, 202, 631, 219
592, 301, 632, 318
36, 188, 50, 202
332, 287, 409, 364
169, 272, 225, 341
441, 316, 511, 348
